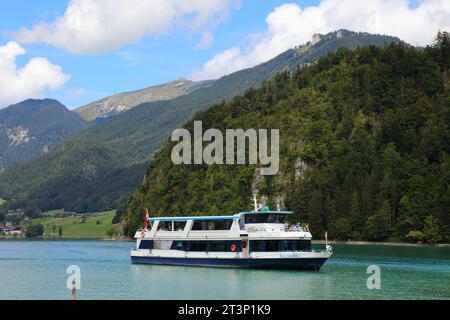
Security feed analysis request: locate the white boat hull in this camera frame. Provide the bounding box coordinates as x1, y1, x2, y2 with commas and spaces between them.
131, 250, 332, 270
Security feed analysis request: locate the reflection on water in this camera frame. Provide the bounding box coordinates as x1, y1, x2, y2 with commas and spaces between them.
128, 264, 336, 299
0, 240, 448, 300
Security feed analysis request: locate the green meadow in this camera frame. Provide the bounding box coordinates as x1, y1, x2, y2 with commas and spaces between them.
23, 210, 117, 238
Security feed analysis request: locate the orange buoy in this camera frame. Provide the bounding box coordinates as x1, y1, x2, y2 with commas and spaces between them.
231, 244, 237, 252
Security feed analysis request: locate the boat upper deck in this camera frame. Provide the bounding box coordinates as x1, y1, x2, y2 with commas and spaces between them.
148, 215, 239, 222
147, 211, 293, 222
136, 210, 312, 240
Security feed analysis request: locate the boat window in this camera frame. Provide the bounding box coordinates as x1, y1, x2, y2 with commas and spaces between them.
157, 221, 172, 231
267, 240, 280, 251
153, 240, 173, 250
249, 240, 311, 252
209, 241, 241, 252
174, 221, 186, 231
187, 241, 208, 251
157, 221, 186, 231
171, 241, 186, 251
170, 241, 242, 252
191, 219, 233, 231
250, 240, 265, 252
238, 218, 245, 230
138, 240, 153, 249
209, 241, 227, 251
244, 213, 288, 224
283, 240, 312, 251
249, 240, 280, 252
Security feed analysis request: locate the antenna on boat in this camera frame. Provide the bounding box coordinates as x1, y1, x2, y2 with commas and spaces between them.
253, 194, 258, 212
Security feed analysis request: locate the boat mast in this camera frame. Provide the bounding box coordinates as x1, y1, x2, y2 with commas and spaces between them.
253, 194, 258, 212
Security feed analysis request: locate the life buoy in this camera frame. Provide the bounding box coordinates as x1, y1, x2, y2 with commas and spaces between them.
231, 244, 237, 252
141, 231, 146, 238
241, 241, 247, 249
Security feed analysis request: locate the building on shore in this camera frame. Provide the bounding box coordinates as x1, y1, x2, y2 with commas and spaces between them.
1, 226, 22, 237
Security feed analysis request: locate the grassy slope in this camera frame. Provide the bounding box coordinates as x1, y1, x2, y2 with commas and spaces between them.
23, 210, 116, 238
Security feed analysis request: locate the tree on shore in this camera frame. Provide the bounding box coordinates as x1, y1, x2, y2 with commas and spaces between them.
106, 227, 117, 238
25, 224, 44, 238
365, 202, 391, 241
58, 225, 63, 238
422, 215, 442, 244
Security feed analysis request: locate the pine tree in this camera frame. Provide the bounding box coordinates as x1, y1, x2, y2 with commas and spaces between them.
422, 215, 442, 244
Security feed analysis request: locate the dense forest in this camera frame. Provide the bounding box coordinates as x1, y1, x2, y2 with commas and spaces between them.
125, 32, 450, 243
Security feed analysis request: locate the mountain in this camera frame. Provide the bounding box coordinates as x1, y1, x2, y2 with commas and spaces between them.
299, 29, 408, 54
124, 37, 450, 242
75, 78, 215, 122
0, 99, 89, 169
0, 30, 407, 215
76, 30, 405, 163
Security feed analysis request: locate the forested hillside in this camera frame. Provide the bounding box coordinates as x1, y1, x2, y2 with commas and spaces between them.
0, 30, 403, 214
0, 139, 148, 215
0, 99, 89, 168
125, 32, 450, 243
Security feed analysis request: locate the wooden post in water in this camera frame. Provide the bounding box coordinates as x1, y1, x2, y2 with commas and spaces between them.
71, 279, 76, 301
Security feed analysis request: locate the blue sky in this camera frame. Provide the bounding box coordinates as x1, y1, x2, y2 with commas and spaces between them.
1, 0, 315, 109
0, 0, 445, 109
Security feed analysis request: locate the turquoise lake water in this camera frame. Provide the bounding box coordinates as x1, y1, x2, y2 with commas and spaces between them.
0, 240, 448, 300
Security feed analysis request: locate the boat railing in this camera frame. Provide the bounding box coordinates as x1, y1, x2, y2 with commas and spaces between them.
253, 250, 328, 258
285, 225, 310, 232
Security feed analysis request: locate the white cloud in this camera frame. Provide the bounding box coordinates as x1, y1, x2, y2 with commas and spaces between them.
0, 41, 70, 108
70, 88, 86, 98
192, 0, 450, 80
119, 50, 150, 66
16, 0, 242, 54
193, 47, 244, 78
195, 31, 215, 50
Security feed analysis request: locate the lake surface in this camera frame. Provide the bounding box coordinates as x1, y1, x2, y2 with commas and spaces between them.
0, 240, 448, 300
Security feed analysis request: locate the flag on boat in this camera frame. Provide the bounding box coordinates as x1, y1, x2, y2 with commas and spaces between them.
144, 208, 149, 230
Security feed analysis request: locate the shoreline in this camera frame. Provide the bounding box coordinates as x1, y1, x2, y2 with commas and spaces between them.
1, 237, 449, 247
313, 240, 450, 248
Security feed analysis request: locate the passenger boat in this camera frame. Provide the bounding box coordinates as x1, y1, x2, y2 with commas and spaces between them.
131, 198, 332, 270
